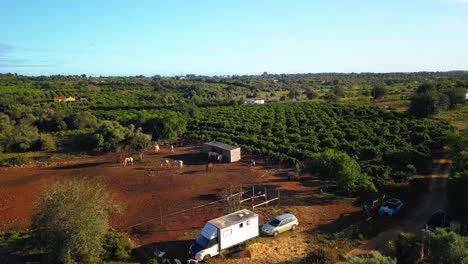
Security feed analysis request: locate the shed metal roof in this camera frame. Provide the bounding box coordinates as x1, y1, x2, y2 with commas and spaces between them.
203, 141, 240, 151
208, 209, 257, 229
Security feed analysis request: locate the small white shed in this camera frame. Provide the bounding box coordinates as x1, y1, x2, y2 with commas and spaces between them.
202, 141, 241, 163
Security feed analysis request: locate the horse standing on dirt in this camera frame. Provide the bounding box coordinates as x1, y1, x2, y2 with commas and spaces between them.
173, 160, 183, 169
170, 145, 174, 153
206, 162, 214, 172
159, 159, 170, 168
154, 143, 160, 153
122, 157, 134, 166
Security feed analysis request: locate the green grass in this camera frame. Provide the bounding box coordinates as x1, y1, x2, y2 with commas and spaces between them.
436, 104, 468, 131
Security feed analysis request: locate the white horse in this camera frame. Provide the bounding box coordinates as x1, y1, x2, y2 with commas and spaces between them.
160, 159, 170, 168
154, 143, 160, 153
173, 160, 183, 169
123, 157, 134, 166
170, 145, 174, 153
208, 152, 218, 160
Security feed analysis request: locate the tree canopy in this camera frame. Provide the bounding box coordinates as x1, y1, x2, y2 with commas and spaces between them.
32, 179, 120, 263
305, 149, 376, 194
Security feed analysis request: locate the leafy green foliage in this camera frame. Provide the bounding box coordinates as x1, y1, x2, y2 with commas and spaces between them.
0, 155, 32, 167
448, 131, 468, 218
423, 228, 468, 264
188, 103, 452, 187
347, 252, 396, 264
304, 248, 338, 264
89, 121, 152, 152
32, 179, 119, 263
305, 149, 376, 194
103, 232, 133, 261
409, 82, 466, 118
394, 232, 421, 264
371, 83, 388, 100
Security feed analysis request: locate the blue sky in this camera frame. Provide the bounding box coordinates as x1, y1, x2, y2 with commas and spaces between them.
1, 0, 468, 76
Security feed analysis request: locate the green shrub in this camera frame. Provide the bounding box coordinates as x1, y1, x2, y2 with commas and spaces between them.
391, 171, 410, 183
394, 232, 421, 264
0, 156, 32, 166
304, 248, 338, 264
35, 134, 56, 151
147, 258, 159, 264
103, 232, 133, 261
347, 252, 396, 264
423, 228, 468, 264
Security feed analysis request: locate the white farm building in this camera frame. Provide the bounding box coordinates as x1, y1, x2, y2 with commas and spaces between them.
246, 98, 265, 105
202, 141, 241, 163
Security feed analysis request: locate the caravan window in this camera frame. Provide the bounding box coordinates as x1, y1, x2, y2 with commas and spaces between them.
239, 223, 244, 228
223, 229, 232, 237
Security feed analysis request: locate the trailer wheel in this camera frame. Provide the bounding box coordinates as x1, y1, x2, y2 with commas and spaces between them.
273, 231, 279, 238
203, 255, 211, 262
291, 224, 297, 231
238, 242, 246, 250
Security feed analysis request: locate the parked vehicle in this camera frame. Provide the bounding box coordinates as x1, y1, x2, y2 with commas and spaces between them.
188, 209, 259, 263
262, 213, 299, 237
378, 198, 404, 216
426, 210, 452, 230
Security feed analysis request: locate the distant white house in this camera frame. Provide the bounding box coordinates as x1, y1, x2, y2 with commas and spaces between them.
246, 98, 265, 105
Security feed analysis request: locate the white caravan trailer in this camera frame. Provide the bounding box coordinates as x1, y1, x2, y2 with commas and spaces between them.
188, 209, 259, 263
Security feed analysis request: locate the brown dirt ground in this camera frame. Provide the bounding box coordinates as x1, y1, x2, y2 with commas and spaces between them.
0, 145, 360, 262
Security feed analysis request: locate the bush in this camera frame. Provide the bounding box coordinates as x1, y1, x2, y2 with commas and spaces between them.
423, 228, 468, 264
32, 178, 119, 263
304, 248, 338, 264
347, 252, 396, 264
34, 134, 57, 151
147, 258, 159, 264
391, 171, 410, 183
0, 156, 32, 167
103, 232, 133, 261
305, 149, 376, 194
394, 232, 421, 264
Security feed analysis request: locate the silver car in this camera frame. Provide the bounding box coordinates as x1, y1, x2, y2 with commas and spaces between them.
262, 213, 299, 237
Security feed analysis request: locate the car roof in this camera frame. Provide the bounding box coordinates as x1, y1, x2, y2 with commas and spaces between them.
275, 213, 296, 221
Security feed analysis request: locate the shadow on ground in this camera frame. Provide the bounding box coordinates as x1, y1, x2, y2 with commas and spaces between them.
134, 239, 194, 263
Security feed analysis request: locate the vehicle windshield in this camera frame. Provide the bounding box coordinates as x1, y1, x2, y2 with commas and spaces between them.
269, 218, 281, 227
195, 235, 210, 249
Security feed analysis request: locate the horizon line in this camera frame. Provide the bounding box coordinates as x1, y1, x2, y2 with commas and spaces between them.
1, 70, 468, 78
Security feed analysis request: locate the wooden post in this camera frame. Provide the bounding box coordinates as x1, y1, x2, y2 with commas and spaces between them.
251, 185, 255, 209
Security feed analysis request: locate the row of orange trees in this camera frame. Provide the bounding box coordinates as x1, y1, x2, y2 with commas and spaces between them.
187, 102, 454, 185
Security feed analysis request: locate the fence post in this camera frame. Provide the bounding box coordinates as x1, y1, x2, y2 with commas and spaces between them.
251, 185, 255, 210
265, 187, 268, 208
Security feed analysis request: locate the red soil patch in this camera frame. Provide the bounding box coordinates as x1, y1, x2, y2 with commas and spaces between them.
0, 146, 359, 248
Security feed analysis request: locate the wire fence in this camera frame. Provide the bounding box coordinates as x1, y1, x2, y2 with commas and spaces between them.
123, 184, 281, 233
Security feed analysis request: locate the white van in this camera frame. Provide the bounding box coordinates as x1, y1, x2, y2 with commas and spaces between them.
188, 209, 259, 263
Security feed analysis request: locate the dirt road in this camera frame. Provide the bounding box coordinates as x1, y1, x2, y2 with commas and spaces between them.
347, 156, 451, 256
